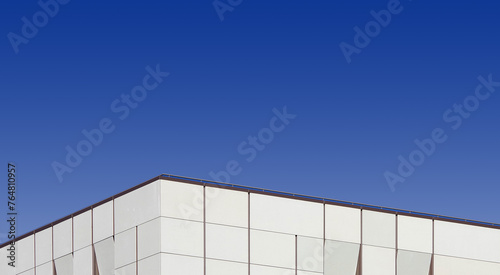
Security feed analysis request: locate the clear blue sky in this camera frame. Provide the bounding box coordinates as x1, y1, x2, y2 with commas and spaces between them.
1, 0, 500, 241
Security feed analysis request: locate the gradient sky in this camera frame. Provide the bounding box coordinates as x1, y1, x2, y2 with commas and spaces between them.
1, 0, 500, 241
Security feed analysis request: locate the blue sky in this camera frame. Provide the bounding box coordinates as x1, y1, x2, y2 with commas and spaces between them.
1, 0, 500, 241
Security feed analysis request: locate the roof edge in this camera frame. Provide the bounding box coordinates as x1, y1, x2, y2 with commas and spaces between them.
1, 174, 499, 249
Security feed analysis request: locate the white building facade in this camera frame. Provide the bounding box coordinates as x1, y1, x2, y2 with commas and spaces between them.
2, 174, 500, 275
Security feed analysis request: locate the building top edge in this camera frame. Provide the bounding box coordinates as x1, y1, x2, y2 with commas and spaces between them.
1, 173, 498, 249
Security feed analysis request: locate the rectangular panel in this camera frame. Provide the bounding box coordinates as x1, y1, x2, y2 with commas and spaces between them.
206, 187, 248, 228
138, 253, 160, 275
297, 236, 323, 273
362, 210, 396, 248
74, 246, 93, 275
250, 264, 294, 275
115, 263, 136, 275
137, 218, 161, 260
53, 219, 73, 259
115, 227, 136, 269
434, 254, 500, 275
35, 261, 53, 275
94, 237, 115, 275
54, 254, 73, 275
250, 229, 295, 269
298, 271, 323, 275
115, 181, 160, 234
18, 269, 35, 275
324, 240, 360, 275
206, 259, 248, 275
161, 217, 204, 257
0, 246, 16, 275
161, 253, 204, 274
206, 223, 247, 263
160, 179, 204, 221
93, 201, 114, 243
362, 245, 395, 275
73, 210, 92, 251
434, 220, 500, 262
35, 227, 52, 266
397, 215, 432, 253
250, 193, 323, 238
17, 235, 35, 273
325, 204, 361, 243
397, 250, 431, 275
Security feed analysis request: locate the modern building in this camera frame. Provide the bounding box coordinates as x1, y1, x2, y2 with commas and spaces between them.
2, 174, 500, 275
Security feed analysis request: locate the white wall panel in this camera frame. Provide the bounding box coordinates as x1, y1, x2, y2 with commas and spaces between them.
250, 264, 295, 275
160, 179, 204, 221
297, 236, 323, 273
297, 271, 323, 275
206, 187, 248, 227
115, 263, 136, 275
17, 269, 35, 275
115, 228, 136, 268
434, 254, 500, 275
161, 217, 204, 257
161, 253, 204, 274
362, 210, 396, 248
250, 229, 295, 269
74, 246, 93, 275
397, 216, 432, 253
0, 246, 16, 275
35, 262, 53, 275
206, 259, 248, 275
35, 228, 52, 265
73, 210, 92, 251
93, 201, 114, 243
115, 181, 160, 234
138, 254, 160, 275
54, 254, 73, 275
324, 240, 359, 275
53, 219, 73, 259
94, 237, 115, 275
434, 220, 500, 262
206, 223, 247, 263
250, 194, 323, 238
138, 218, 161, 260
17, 235, 35, 273
397, 250, 431, 275
325, 204, 361, 243
362, 245, 395, 275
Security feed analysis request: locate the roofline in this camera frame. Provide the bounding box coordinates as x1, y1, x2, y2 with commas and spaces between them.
1, 173, 499, 249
